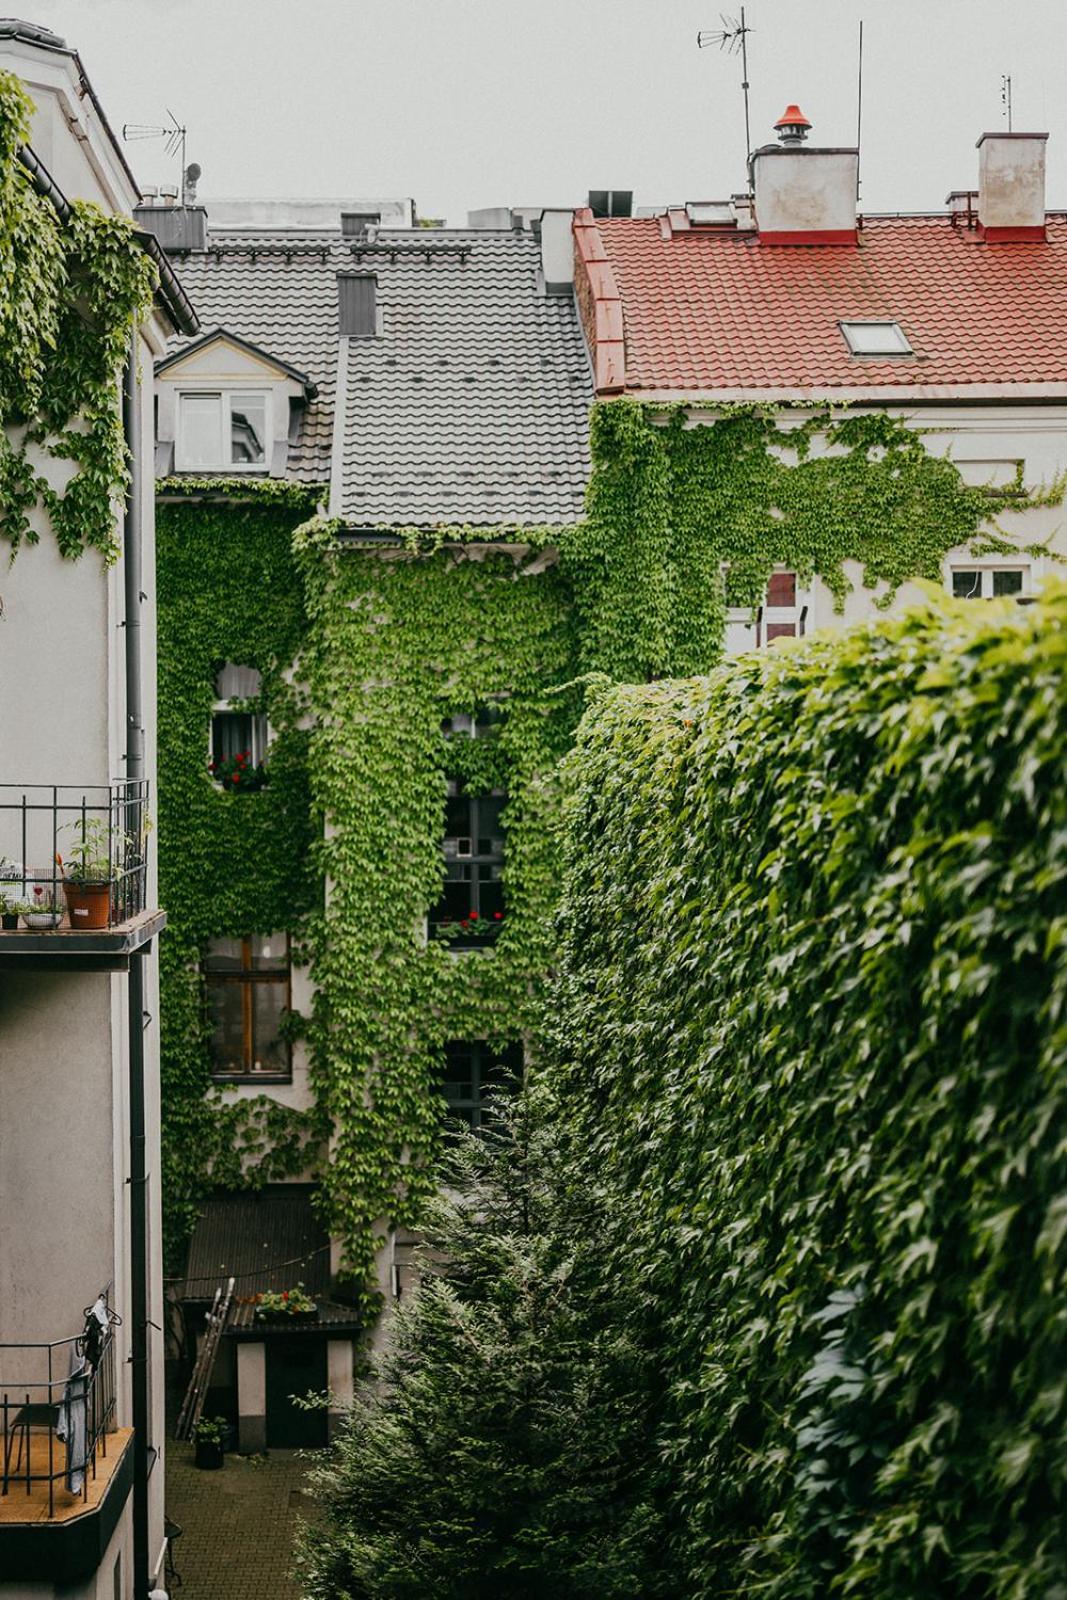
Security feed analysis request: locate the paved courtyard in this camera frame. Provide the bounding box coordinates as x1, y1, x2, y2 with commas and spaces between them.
165, 1440, 320, 1600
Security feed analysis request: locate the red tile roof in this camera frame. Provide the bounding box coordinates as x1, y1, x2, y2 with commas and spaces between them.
588, 213, 1067, 398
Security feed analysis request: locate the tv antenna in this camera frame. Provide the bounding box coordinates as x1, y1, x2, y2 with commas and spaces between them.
1001, 74, 1013, 132
122, 109, 192, 202
698, 9, 754, 176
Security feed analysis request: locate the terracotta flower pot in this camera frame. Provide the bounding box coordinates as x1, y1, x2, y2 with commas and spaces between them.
63, 880, 112, 929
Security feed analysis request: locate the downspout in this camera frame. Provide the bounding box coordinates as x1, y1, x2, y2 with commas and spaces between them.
123, 335, 151, 1600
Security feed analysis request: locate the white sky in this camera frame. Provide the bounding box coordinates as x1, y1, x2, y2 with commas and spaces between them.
27, 0, 1067, 224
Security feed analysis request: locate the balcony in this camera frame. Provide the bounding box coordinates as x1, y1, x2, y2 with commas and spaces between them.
0, 781, 165, 970
0, 1318, 133, 1582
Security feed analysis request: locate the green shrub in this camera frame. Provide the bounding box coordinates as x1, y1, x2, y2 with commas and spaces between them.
552, 587, 1067, 1597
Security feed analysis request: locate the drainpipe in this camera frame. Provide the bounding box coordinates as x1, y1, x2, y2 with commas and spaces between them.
123, 336, 151, 1600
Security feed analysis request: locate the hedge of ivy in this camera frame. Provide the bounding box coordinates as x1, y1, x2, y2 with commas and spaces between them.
0, 69, 156, 559
552, 587, 1067, 1597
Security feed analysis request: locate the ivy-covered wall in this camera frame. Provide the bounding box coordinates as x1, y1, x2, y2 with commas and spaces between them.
155, 396, 1062, 1295
156, 487, 321, 1260
0, 69, 156, 561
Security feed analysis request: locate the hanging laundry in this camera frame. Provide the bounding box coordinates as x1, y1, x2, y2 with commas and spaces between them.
54, 1341, 91, 1495
82, 1295, 110, 1371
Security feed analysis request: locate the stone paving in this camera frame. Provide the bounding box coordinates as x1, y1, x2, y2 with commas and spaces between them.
165, 1439, 319, 1600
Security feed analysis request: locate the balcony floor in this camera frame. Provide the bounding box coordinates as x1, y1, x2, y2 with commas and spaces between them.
0, 910, 166, 970
0, 1427, 132, 1524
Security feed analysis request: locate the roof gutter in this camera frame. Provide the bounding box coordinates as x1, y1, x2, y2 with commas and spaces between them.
16, 145, 199, 336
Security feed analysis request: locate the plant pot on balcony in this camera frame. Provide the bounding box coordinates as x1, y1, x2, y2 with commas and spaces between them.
1, 909, 18, 931
193, 1438, 225, 1470
62, 878, 112, 929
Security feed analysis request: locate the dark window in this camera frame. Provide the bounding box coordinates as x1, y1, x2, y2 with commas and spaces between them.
765, 622, 797, 643
952, 569, 982, 599
438, 1040, 523, 1131
429, 781, 506, 945
203, 935, 291, 1079
338, 274, 377, 337
992, 569, 1024, 597
766, 570, 797, 607
341, 211, 381, 237
211, 664, 267, 790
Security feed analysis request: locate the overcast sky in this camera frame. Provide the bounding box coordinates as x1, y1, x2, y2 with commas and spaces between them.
30, 0, 1067, 223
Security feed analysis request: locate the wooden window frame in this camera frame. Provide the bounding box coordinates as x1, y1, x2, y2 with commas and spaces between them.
204, 935, 292, 1082
430, 781, 506, 947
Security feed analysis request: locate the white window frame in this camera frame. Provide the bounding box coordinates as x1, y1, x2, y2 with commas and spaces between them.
948, 562, 1032, 602
839, 320, 913, 356
724, 567, 809, 655
175, 388, 272, 472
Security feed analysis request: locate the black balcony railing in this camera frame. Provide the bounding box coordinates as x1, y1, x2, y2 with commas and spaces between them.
0, 1305, 119, 1520
0, 782, 151, 930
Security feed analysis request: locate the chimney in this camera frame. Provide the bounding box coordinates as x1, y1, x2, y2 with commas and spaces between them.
751, 105, 858, 246
976, 132, 1048, 241
133, 200, 208, 252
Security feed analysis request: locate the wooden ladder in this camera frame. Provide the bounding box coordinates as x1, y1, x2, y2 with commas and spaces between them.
174, 1277, 235, 1440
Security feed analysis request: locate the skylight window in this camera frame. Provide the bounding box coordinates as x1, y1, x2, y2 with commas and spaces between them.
840, 321, 913, 356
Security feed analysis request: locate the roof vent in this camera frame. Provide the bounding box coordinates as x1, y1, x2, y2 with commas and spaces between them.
341, 211, 380, 239
775, 105, 812, 146
338, 273, 377, 337
133, 201, 208, 252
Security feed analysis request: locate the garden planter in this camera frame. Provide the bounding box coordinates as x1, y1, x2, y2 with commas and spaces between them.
1, 912, 18, 931
254, 1307, 317, 1324
22, 909, 64, 930
194, 1439, 225, 1470
63, 880, 112, 929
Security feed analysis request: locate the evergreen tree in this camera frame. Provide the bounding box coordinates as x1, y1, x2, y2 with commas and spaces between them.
296, 1085, 671, 1599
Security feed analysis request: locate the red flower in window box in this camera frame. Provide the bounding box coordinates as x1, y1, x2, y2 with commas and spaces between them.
468, 910, 478, 921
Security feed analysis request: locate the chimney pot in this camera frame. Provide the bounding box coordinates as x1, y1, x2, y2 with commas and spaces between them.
975, 132, 1048, 242
775, 104, 812, 146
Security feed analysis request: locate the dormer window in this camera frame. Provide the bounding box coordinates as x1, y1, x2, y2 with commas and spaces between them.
840, 321, 913, 356
176, 390, 270, 470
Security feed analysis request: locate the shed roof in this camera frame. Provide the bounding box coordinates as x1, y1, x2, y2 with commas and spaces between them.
178, 1188, 331, 1302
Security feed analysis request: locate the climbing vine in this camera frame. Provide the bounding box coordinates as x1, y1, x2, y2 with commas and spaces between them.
156, 487, 322, 1263
0, 70, 156, 560
157, 395, 1063, 1301
561, 399, 1064, 680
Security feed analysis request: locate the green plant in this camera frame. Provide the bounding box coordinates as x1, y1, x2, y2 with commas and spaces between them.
549, 584, 1067, 1598
58, 817, 126, 884
297, 1087, 673, 1599
209, 748, 269, 793
255, 1283, 317, 1317
0, 70, 156, 561
191, 1415, 227, 1447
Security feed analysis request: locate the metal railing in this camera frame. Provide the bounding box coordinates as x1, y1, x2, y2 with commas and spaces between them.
0, 1314, 118, 1519
0, 781, 151, 929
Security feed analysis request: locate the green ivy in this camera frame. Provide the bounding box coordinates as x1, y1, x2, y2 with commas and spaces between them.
156, 487, 322, 1262
293, 517, 580, 1304
156, 396, 1063, 1301
0, 69, 156, 560
551, 585, 1067, 1597
561, 399, 1063, 680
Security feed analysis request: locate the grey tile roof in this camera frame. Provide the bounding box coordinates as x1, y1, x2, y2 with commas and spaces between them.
168, 228, 592, 525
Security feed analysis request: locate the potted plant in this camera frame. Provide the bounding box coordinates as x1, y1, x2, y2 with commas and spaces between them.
19, 886, 64, 929
0, 858, 24, 907
58, 819, 126, 930
191, 1414, 227, 1470
0, 895, 18, 931
210, 748, 269, 793
254, 1283, 318, 1322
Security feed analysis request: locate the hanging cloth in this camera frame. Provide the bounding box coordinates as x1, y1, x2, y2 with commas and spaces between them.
54, 1342, 91, 1495
81, 1296, 110, 1371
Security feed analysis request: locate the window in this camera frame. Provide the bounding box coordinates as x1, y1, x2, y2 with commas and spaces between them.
429, 781, 506, 945
840, 321, 913, 356
210, 664, 268, 791
724, 569, 807, 654
341, 211, 380, 237
203, 935, 291, 1079
440, 703, 505, 738
438, 1040, 523, 1131
951, 567, 1027, 600
176, 391, 270, 470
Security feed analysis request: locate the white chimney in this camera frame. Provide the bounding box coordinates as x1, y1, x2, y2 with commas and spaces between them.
976, 132, 1048, 242
752, 105, 858, 246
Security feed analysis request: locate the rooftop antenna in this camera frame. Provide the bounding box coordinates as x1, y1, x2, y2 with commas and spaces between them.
1001, 73, 1013, 131
122, 109, 189, 201
856, 19, 864, 202
698, 9, 754, 181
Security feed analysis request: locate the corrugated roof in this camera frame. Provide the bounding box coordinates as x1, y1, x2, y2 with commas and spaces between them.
591, 213, 1067, 394
226, 1298, 366, 1336
168, 228, 592, 524
179, 1188, 331, 1301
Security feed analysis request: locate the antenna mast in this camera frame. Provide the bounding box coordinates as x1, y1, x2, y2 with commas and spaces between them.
698, 10, 755, 182
122, 109, 189, 201
856, 19, 864, 201
1001, 73, 1013, 131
